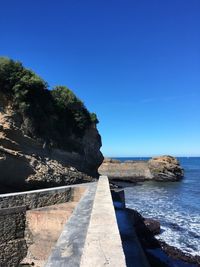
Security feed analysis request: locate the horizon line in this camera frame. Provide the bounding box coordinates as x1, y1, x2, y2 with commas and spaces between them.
104, 155, 200, 158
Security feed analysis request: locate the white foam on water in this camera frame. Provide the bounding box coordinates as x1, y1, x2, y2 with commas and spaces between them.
125, 183, 200, 257
158, 224, 200, 256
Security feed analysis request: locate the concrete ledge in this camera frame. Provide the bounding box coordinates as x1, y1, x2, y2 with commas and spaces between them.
0, 177, 149, 266
45, 176, 126, 267
45, 182, 97, 267
0, 183, 91, 209
80, 176, 126, 267
0, 182, 91, 198
0, 183, 92, 266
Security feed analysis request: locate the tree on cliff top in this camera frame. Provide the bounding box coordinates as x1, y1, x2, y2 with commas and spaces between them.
52, 86, 91, 129
0, 57, 99, 151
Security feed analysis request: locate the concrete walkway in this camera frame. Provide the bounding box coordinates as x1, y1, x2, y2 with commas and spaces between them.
80, 176, 126, 267
44, 176, 150, 267
45, 182, 97, 267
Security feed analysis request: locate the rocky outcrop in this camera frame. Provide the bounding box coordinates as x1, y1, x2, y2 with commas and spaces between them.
112, 189, 199, 266
99, 159, 152, 181
0, 108, 102, 193
99, 156, 184, 182
148, 155, 184, 181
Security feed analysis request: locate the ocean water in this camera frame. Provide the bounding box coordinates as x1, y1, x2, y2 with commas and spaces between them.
115, 157, 200, 256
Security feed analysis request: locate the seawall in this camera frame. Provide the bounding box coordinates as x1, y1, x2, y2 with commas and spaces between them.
0, 176, 149, 266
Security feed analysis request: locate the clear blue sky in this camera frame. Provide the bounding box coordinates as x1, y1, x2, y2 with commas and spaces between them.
1, 0, 200, 157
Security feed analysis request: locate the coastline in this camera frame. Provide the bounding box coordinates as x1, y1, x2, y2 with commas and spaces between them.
111, 185, 200, 267
99, 156, 184, 182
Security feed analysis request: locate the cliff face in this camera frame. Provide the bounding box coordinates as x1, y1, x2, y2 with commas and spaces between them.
0, 107, 103, 192
0, 58, 103, 192
99, 156, 184, 182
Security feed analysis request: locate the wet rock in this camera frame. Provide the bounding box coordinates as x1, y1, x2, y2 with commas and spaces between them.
159, 241, 200, 266
126, 207, 199, 267
144, 219, 161, 235
126, 208, 160, 249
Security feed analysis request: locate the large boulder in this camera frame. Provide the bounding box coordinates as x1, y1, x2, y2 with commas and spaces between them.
148, 155, 184, 181
144, 218, 161, 235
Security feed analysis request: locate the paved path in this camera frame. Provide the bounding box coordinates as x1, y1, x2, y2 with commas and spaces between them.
80, 176, 126, 267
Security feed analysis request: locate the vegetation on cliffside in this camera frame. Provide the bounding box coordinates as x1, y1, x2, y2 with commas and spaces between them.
0, 57, 99, 152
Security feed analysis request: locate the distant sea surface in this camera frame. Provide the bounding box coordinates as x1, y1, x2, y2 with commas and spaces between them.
114, 157, 200, 256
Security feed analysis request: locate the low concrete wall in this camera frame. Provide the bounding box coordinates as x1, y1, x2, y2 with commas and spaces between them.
0, 183, 89, 266
45, 176, 126, 267
0, 206, 27, 266
0, 177, 149, 267
45, 182, 97, 267
0, 183, 88, 209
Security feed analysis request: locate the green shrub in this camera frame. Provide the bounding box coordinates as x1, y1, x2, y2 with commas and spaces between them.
90, 112, 99, 124
0, 57, 99, 152
51, 86, 92, 135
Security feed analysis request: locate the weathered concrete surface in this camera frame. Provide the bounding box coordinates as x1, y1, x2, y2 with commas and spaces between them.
0, 178, 151, 267
112, 194, 150, 267
0, 183, 88, 266
21, 202, 78, 267
80, 176, 126, 267
45, 182, 97, 267
45, 177, 126, 267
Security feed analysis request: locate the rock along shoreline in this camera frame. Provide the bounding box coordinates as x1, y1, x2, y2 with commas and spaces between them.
127, 207, 200, 267
107, 157, 199, 266
99, 155, 184, 182
111, 187, 200, 267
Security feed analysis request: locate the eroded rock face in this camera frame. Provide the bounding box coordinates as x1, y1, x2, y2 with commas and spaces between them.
0, 109, 102, 192
81, 126, 103, 177
99, 156, 184, 182
148, 155, 184, 181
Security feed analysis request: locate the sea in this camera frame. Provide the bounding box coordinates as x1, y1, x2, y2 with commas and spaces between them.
115, 157, 200, 257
